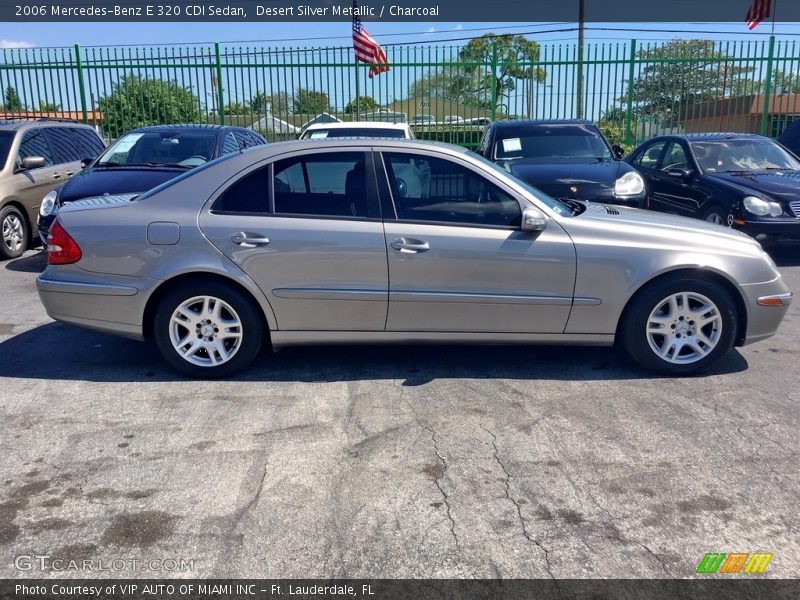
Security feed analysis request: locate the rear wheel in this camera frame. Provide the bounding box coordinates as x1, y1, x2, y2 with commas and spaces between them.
0, 205, 28, 260
154, 280, 264, 378
621, 277, 738, 375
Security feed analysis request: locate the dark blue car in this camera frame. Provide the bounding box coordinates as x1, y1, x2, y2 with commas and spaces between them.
476, 119, 647, 207
38, 124, 267, 242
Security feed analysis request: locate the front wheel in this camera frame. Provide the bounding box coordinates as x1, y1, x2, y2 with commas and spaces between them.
702, 204, 731, 226
154, 281, 264, 378
620, 277, 738, 375
0, 205, 28, 260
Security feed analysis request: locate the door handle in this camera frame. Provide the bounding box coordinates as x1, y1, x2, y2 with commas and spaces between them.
52, 173, 62, 180
390, 237, 430, 253
231, 232, 270, 247
64, 171, 74, 177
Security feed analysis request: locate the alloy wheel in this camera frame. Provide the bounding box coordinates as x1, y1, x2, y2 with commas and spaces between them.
645, 291, 723, 364
2, 214, 24, 253
168, 295, 243, 367
705, 212, 724, 225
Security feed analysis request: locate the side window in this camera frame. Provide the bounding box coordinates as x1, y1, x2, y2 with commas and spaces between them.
249, 131, 268, 145
661, 142, 689, 171
222, 132, 239, 155
73, 128, 106, 159
211, 166, 270, 214
273, 151, 368, 218
478, 126, 491, 156
232, 130, 249, 150
17, 128, 55, 167
382, 152, 522, 228
43, 127, 82, 164
633, 141, 666, 169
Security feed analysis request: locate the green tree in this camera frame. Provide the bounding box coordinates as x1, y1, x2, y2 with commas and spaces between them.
224, 102, 249, 115
38, 101, 61, 112
457, 34, 546, 109
344, 95, 379, 115
3, 86, 24, 112
622, 39, 754, 120
98, 75, 201, 139
409, 69, 493, 109
250, 91, 292, 115
293, 88, 329, 115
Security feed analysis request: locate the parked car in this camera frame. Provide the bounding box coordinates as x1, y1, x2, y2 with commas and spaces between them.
411, 115, 436, 127
443, 115, 465, 126
627, 133, 800, 245
299, 121, 413, 140
0, 118, 105, 259
38, 124, 267, 243
37, 139, 790, 378
476, 119, 646, 207
777, 118, 800, 155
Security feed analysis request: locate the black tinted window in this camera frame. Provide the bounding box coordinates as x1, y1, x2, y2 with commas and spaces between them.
18, 129, 55, 166
633, 141, 666, 169
0, 132, 13, 169
248, 131, 268, 145
212, 167, 270, 214
222, 133, 239, 155
383, 152, 521, 227
494, 124, 611, 160
44, 127, 82, 164
273, 152, 368, 218
73, 128, 105, 158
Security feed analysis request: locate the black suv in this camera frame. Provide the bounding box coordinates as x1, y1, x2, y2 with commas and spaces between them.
476, 119, 647, 207
38, 124, 268, 241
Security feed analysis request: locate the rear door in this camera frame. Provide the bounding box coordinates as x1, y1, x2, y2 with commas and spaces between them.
377, 149, 576, 334
198, 149, 389, 331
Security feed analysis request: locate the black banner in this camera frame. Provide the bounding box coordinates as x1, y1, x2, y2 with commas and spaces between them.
2, 580, 800, 600
2, 0, 800, 23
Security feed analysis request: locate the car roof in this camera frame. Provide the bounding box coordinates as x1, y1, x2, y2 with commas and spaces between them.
303, 121, 409, 131
648, 133, 772, 143
243, 138, 469, 155
128, 124, 238, 134
0, 119, 94, 132
492, 119, 595, 129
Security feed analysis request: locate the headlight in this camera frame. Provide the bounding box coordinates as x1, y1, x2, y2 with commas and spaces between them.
743, 196, 783, 217
614, 171, 645, 196
39, 190, 58, 217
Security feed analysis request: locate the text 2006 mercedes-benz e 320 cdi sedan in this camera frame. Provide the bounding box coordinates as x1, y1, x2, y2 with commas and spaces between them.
37, 140, 792, 378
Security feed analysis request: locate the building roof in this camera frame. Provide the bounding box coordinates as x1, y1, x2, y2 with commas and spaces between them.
679, 94, 800, 119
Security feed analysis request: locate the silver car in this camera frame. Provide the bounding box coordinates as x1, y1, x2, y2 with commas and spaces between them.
37, 140, 792, 378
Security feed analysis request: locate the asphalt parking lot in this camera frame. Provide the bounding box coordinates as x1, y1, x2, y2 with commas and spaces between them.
0, 247, 798, 579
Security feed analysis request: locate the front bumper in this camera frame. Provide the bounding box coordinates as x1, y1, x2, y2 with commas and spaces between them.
734, 217, 800, 241
738, 276, 793, 346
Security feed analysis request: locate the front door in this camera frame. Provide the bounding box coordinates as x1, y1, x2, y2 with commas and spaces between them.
378, 150, 576, 334
199, 150, 388, 331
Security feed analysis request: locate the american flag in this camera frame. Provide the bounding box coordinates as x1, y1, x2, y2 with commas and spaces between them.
352, 1, 390, 78
745, 0, 772, 30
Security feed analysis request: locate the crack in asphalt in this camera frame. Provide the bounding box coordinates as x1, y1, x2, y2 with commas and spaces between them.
480, 424, 556, 581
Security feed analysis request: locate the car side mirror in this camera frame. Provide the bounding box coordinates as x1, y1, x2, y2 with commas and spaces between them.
612, 145, 625, 160
666, 167, 693, 180
81, 157, 95, 168
20, 156, 46, 170
521, 207, 548, 232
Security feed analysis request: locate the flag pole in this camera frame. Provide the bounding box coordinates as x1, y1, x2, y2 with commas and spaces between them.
771, 0, 777, 36
353, 0, 361, 121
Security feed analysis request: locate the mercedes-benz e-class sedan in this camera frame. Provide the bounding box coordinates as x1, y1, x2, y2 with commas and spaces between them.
37, 140, 791, 378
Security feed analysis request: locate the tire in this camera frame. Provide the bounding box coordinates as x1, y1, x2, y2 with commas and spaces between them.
153, 280, 264, 378
0, 205, 29, 260
701, 204, 730, 226
620, 277, 738, 376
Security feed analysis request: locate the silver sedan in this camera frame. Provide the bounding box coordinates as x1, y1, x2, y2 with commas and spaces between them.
37, 140, 792, 377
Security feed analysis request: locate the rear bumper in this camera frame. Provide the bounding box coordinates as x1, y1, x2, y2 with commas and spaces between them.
37, 274, 147, 340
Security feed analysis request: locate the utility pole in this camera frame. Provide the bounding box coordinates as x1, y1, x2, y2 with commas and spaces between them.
576, 0, 585, 119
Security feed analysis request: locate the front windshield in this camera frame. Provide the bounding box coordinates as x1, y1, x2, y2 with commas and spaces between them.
98, 131, 218, 167
494, 124, 612, 161
691, 139, 800, 173
0, 132, 13, 169
470, 151, 573, 217
302, 128, 406, 139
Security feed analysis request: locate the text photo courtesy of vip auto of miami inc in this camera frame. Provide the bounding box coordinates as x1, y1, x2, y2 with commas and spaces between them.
0, 0, 799, 598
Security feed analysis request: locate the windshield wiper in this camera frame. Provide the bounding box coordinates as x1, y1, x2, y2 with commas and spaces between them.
560, 198, 584, 215
97, 161, 124, 167
125, 162, 193, 169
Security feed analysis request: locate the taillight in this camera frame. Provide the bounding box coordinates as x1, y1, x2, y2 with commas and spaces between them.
47, 220, 82, 265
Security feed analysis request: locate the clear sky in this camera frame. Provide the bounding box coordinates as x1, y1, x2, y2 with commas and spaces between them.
2, 21, 800, 49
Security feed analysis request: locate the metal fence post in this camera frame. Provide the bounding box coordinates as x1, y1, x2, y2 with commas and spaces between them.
490, 39, 498, 122
215, 42, 225, 124
624, 39, 637, 144
760, 35, 776, 137
74, 44, 88, 124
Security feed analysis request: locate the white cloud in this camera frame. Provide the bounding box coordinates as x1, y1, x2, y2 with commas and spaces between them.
454, 24, 464, 31
0, 39, 34, 48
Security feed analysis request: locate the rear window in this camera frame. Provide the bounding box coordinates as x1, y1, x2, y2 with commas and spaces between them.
302, 128, 406, 139
494, 124, 612, 160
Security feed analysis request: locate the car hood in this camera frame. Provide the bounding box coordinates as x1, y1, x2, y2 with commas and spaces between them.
707, 170, 800, 203
570, 201, 763, 253
507, 158, 632, 200
58, 167, 186, 203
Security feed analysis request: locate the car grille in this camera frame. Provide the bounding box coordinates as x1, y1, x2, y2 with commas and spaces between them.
790, 200, 800, 218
